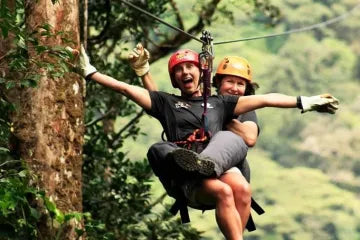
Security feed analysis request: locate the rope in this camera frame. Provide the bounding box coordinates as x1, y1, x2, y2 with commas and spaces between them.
119, 0, 204, 44
120, 0, 360, 45
213, 3, 360, 45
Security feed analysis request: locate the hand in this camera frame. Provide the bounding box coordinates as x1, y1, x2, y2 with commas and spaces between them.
128, 43, 150, 76
300, 93, 339, 114
79, 45, 97, 79
65, 45, 97, 79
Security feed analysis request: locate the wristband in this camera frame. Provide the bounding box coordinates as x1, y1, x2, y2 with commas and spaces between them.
296, 96, 303, 109
85, 71, 97, 81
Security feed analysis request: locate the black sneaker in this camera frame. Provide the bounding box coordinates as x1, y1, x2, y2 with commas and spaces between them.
171, 148, 216, 177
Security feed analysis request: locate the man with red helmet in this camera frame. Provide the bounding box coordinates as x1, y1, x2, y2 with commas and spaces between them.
79, 44, 339, 240
130, 44, 262, 233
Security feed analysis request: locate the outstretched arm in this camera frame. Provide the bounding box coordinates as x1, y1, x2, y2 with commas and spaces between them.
128, 43, 158, 91
141, 72, 157, 91
233, 93, 339, 116
79, 45, 152, 110
89, 72, 151, 110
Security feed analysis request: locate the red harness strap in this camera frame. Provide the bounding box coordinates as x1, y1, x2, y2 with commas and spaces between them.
174, 128, 210, 151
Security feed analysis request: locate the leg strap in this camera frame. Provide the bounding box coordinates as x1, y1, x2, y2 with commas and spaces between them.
245, 214, 256, 232
245, 197, 265, 232
169, 196, 190, 223
251, 197, 265, 215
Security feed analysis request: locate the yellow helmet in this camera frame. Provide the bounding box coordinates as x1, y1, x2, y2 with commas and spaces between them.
214, 56, 252, 85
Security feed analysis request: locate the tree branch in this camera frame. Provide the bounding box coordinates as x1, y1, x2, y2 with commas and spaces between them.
88, 0, 112, 44
83, 0, 88, 49
149, 0, 222, 61
111, 109, 145, 145
169, 0, 184, 30
85, 108, 115, 127
149, 192, 167, 209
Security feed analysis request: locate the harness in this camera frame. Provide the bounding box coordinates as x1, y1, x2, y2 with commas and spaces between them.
174, 128, 210, 153
172, 30, 214, 152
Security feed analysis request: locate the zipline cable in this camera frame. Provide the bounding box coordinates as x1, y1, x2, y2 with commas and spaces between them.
119, 0, 205, 44
213, 3, 360, 45
120, 0, 360, 45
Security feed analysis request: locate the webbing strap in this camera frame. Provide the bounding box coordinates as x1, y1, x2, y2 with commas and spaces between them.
245, 197, 266, 232
169, 199, 190, 223
199, 30, 214, 134
174, 129, 209, 150
251, 197, 265, 215
170, 196, 265, 231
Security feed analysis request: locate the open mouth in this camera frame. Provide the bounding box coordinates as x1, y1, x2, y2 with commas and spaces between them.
184, 79, 192, 84
183, 77, 193, 87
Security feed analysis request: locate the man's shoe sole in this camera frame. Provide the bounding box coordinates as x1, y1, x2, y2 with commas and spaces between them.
172, 148, 215, 177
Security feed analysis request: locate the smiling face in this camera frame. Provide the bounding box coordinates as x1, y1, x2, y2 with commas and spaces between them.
173, 62, 201, 97
219, 75, 247, 96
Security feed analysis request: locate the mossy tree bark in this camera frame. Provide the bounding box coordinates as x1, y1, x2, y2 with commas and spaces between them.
8, 0, 84, 239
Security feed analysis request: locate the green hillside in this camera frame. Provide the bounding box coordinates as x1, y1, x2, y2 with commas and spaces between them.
120, 0, 360, 239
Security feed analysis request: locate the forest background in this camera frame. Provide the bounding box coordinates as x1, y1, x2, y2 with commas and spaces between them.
0, 0, 360, 239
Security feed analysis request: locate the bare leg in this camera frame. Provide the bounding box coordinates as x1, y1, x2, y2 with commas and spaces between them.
220, 172, 251, 231
194, 178, 243, 240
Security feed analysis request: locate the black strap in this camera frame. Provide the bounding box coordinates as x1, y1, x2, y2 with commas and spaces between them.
245, 214, 256, 232
245, 198, 265, 232
169, 199, 190, 223
170, 196, 265, 228
251, 197, 265, 215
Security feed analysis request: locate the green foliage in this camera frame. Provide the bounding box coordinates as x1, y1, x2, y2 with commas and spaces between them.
0, 162, 39, 239
0, 2, 74, 89
82, 124, 202, 239
86, 0, 168, 50
0, 160, 85, 240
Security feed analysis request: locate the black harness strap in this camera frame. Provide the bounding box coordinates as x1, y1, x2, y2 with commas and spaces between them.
170, 196, 265, 231
245, 197, 266, 232
169, 198, 190, 223
251, 197, 265, 215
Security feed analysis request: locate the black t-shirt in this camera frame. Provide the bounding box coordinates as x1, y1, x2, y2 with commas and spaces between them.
237, 111, 257, 123
147, 91, 239, 142
236, 110, 260, 135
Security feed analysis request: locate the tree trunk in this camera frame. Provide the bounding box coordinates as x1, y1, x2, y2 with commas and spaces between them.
11, 1, 83, 239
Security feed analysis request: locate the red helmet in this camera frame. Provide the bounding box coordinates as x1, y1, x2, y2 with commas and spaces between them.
168, 49, 199, 88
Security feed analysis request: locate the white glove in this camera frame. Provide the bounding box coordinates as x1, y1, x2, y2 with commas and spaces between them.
79, 45, 97, 79
128, 43, 150, 76
299, 93, 339, 114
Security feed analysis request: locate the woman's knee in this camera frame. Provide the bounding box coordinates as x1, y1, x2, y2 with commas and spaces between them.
233, 182, 251, 205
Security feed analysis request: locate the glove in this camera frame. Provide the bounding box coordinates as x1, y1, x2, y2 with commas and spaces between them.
128, 43, 150, 76
299, 93, 339, 114
79, 44, 97, 79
